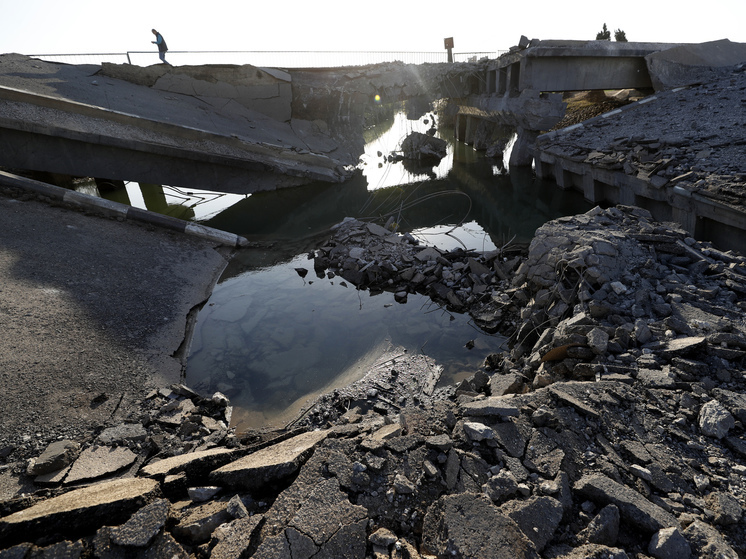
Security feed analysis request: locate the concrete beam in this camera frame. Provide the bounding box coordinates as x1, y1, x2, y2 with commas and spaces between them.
520, 56, 652, 91
460, 90, 566, 131
0, 126, 313, 194
490, 41, 687, 93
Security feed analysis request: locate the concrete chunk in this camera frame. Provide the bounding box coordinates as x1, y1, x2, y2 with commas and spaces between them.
461, 396, 521, 418
0, 478, 159, 545
209, 430, 328, 490
421, 493, 539, 558
26, 440, 80, 476
140, 447, 238, 478
64, 445, 138, 484
500, 496, 564, 552
682, 519, 739, 558
698, 400, 735, 439
110, 498, 169, 547
574, 473, 678, 534
549, 386, 601, 419
97, 423, 148, 445
289, 478, 367, 546
210, 515, 264, 559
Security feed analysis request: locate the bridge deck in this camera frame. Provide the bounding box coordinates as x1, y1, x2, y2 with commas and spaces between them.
0, 54, 348, 193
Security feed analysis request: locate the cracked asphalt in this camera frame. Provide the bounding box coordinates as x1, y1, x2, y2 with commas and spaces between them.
0, 188, 230, 452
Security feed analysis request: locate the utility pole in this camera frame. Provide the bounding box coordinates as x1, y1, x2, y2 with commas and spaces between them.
444, 37, 454, 63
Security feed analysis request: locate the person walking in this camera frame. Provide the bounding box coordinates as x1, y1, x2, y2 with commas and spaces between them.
151, 29, 171, 65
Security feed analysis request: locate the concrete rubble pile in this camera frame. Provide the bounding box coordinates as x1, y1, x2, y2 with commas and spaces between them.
1, 204, 745, 558
311, 217, 525, 336
537, 65, 746, 209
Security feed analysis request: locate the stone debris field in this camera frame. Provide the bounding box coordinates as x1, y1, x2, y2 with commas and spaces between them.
1, 203, 745, 558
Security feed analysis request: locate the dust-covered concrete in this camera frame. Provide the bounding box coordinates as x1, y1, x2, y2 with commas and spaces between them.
0, 185, 230, 452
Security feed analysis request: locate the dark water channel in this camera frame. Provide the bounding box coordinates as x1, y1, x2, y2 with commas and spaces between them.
95, 112, 593, 430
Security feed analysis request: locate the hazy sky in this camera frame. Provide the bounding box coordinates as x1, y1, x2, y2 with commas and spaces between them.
2, 0, 744, 57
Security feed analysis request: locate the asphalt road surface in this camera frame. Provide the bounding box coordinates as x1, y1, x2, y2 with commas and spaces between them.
0, 188, 230, 452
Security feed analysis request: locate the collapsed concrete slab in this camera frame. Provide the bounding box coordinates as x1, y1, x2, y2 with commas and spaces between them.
646, 39, 746, 91
421, 492, 540, 558
0, 478, 160, 546
0, 55, 352, 194
209, 430, 328, 490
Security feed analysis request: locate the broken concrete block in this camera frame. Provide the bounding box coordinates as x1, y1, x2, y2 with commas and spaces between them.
500, 496, 564, 552
65, 446, 138, 484
110, 498, 169, 547
26, 440, 80, 476
574, 474, 678, 534
461, 397, 520, 418
421, 493, 539, 558
209, 515, 264, 559
209, 430, 328, 490
0, 478, 159, 545
698, 400, 735, 439
97, 423, 148, 446
140, 447, 239, 478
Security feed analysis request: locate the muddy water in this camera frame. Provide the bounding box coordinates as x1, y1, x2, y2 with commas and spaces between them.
180, 113, 593, 431
93, 111, 593, 430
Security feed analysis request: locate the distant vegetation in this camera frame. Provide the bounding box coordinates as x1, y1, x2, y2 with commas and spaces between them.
596, 23, 628, 42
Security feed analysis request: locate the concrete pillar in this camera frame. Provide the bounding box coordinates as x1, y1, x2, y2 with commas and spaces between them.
498, 67, 507, 95
554, 165, 572, 189
464, 115, 478, 145
534, 158, 550, 179
509, 62, 521, 96
671, 192, 696, 235
509, 128, 539, 168
455, 114, 465, 142
487, 70, 497, 94
582, 174, 601, 203
617, 184, 636, 206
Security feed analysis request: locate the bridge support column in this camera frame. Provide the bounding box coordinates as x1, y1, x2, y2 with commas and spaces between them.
582, 174, 603, 203
509, 128, 539, 168
534, 157, 552, 180
463, 116, 478, 145
671, 192, 696, 235
455, 114, 466, 142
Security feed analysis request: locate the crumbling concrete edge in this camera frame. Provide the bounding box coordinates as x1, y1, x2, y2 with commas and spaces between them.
535, 87, 687, 144
0, 170, 249, 248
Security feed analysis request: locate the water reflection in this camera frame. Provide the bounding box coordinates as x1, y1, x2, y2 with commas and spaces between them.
183, 118, 593, 431
187, 262, 497, 431
85, 110, 593, 431
201, 144, 589, 251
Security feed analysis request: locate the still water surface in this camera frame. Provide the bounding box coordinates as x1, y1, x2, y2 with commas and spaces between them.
97, 112, 593, 430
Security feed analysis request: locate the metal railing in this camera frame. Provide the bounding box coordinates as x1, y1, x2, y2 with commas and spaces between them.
28, 50, 507, 68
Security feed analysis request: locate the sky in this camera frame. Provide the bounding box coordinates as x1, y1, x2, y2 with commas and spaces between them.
2, 0, 744, 58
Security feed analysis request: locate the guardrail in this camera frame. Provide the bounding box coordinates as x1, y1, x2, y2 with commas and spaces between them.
28, 50, 507, 68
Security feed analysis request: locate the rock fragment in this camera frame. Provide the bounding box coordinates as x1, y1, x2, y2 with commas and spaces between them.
421, 493, 539, 558
698, 400, 735, 439
209, 430, 328, 490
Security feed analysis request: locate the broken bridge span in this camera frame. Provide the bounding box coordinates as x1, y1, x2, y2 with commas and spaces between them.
0, 39, 739, 196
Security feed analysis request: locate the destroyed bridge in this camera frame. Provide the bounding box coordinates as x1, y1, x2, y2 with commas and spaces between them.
0, 39, 735, 194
